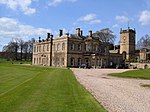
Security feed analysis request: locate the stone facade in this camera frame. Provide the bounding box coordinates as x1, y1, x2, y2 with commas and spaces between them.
32, 28, 123, 67
120, 28, 136, 61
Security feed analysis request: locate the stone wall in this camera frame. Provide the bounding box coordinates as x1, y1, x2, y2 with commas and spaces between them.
130, 63, 150, 69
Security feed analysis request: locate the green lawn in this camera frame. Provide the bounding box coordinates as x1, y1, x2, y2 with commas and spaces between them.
109, 69, 150, 80
141, 84, 150, 88
0, 63, 106, 112
109, 69, 150, 88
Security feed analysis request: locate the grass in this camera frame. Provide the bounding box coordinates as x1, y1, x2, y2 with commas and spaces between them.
0, 63, 106, 112
141, 84, 150, 88
109, 69, 150, 80
109, 69, 150, 88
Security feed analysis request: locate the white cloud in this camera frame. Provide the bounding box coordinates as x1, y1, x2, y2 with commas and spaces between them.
89, 19, 101, 24
139, 10, 150, 26
48, 0, 77, 6
112, 24, 119, 28
78, 14, 96, 22
77, 13, 101, 25
115, 16, 129, 23
0, 0, 36, 15
0, 17, 52, 40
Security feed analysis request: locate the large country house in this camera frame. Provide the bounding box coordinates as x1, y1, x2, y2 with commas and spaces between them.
32, 27, 150, 68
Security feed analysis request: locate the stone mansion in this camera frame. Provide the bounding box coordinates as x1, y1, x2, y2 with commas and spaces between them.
32, 27, 150, 68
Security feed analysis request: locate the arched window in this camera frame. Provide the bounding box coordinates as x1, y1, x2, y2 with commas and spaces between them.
122, 51, 126, 61
61, 58, 64, 66
94, 44, 98, 51
62, 43, 65, 50
70, 57, 75, 66
70, 43, 75, 50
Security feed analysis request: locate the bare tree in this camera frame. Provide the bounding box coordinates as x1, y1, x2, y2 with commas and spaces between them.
137, 34, 150, 49
2, 38, 35, 61
2, 41, 19, 60
93, 28, 116, 44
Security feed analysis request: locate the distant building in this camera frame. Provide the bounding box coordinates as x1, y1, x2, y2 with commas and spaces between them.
32, 28, 123, 67
32, 27, 149, 68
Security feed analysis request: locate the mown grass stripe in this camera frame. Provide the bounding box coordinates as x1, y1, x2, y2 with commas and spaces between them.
0, 63, 106, 112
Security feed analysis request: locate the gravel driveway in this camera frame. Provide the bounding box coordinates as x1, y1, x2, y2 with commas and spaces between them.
71, 68, 150, 112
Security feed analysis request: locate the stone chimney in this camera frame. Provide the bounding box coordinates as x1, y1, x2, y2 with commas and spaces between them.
39, 37, 41, 42
80, 30, 83, 36
88, 30, 92, 37
59, 29, 63, 37
50, 34, 53, 38
65, 33, 69, 37
47, 33, 50, 39
76, 28, 80, 36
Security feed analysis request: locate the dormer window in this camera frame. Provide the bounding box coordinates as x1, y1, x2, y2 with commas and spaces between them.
85, 43, 91, 51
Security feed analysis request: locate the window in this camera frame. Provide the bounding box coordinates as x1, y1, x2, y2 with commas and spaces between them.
37, 58, 38, 64
56, 58, 60, 66
34, 46, 36, 52
85, 43, 91, 51
39, 46, 41, 52
43, 45, 45, 52
70, 57, 75, 66
78, 44, 82, 51
104, 47, 107, 53
95, 45, 98, 51
37, 46, 38, 52
47, 44, 49, 51
53, 44, 56, 51
94, 44, 98, 51
57, 43, 60, 51
100, 47, 102, 53
71, 43, 75, 50
34, 58, 36, 64
62, 43, 65, 50
39, 57, 41, 64
78, 58, 81, 66
61, 58, 64, 66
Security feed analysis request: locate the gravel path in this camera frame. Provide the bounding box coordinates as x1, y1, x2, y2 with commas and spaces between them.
71, 68, 150, 112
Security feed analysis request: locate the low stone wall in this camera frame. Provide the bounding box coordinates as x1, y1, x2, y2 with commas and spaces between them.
130, 63, 150, 69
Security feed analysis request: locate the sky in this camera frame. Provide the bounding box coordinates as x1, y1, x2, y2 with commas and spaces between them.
0, 0, 150, 51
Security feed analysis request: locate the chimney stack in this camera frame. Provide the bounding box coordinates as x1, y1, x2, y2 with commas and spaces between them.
65, 33, 69, 37
88, 30, 92, 37
59, 29, 63, 37
39, 37, 41, 42
50, 34, 53, 38
76, 28, 80, 36
80, 30, 83, 36
47, 33, 51, 39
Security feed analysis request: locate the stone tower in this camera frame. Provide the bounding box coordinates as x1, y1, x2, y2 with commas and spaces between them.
120, 27, 136, 61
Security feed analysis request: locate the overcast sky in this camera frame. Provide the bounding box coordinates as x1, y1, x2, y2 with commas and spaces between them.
0, 0, 150, 51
